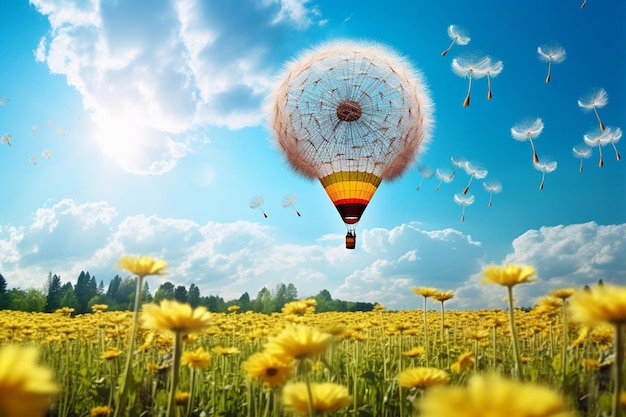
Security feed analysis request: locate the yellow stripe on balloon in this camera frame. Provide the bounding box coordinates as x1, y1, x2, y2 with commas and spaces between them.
320, 171, 382, 205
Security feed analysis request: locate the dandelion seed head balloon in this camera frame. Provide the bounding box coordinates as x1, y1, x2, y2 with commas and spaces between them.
270, 40, 434, 248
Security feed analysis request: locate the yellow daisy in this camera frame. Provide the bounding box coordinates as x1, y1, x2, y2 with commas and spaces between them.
402, 346, 426, 357
568, 284, 626, 325
117, 255, 167, 278
181, 348, 211, 369
100, 347, 123, 360
411, 287, 439, 298
482, 264, 537, 288
282, 382, 352, 415
433, 290, 454, 302
141, 300, 212, 334
418, 373, 574, 417
396, 367, 450, 389
243, 351, 294, 387
90, 405, 113, 417
0, 345, 59, 417
211, 346, 240, 356
450, 352, 475, 374
263, 325, 331, 360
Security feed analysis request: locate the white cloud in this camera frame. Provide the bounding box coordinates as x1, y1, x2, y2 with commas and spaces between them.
29, 0, 326, 175
2, 200, 624, 310
454, 222, 626, 309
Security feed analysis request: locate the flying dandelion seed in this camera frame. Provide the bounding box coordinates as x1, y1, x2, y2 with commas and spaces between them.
452, 55, 490, 107
482, 180, 502, 207
484, 57, 503, 100
454, 193, 475, 222
0, 96, 10, 105
249, 195, 268, 218
578, 88, 608, 131
1, 133, 12, 147
29, 156, 37, 165
31, 124, 38, 135
511, 117, 544, 164
416, 165, 434, 191
581, 0, 587, 8
533, 158, 557, 190
537, 44, 566, 84
434, 168, 455, 192
271, 40, 434, 249
572, 144, 592, 173
42, 149, 52, 159
56, 126, 66, 136
450, 155, 467, 179
282, 193, 301, 217
48, 118, 54, 127
441, 24, 471, 57
461, 160, 488, 195
584, 127, 622, 167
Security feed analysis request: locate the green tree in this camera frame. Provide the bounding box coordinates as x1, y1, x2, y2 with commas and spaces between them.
253, 287, 273, 314
0, 273, 10, 310
75, 271, 97, 313
106, 275, 122, 300
286, 283, 298, 302
154, 282, 175, 303
9, 288, 46, 312
115, 277, 139, 310
188, 284, 201, 308
45, 273, 63, 312
238, 292, 252, 312
174, 285, 188, 303
60, 286, 80, 310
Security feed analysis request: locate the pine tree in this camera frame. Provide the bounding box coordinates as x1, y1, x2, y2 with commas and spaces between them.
45, 273, 64, 312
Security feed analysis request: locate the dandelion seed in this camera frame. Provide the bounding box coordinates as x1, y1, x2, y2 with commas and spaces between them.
452, 55, 490, 107
249, 195, 268, 218
1, 133, 12, 147
29, 156, 37, 165
533, 157, 557, 190
537, 44, 566, 84
31, 124, 38, 135
511, 117, 544, 164
441, 24, 471, 57
578, 88, 608, 131
482, 180, 502, 207
41, 149, 52, 159
584, 127, 622, 167
282, 193, 301, 216
572, 144, 592, 173
483, 57, 503, 100
454, 193, 475, 222
460, 160, 487, 195
434, 168, 454, 192
416, 165, 434, 191
0, 96, 10, 105
56, 126, 66, 136
47, 118, 54, 126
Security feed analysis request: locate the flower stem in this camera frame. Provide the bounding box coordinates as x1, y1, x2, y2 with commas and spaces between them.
113, 275, 143, 417
611, 324, 624, 417
506, 286, 524, 381
166, 331, 183, 417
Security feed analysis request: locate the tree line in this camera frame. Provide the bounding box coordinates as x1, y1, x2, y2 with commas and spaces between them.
0, 272, 376, 314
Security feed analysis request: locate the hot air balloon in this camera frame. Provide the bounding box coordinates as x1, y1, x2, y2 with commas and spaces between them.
271, 40, 434, 249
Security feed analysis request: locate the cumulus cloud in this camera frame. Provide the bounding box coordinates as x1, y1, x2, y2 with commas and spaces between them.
30, 0, 326, 175
1, 199, 624, 310
454, 222, 626, 309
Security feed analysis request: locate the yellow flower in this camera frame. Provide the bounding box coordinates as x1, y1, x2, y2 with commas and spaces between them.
92, 304, 109, 312
243, 351, 294, 387
0, 345, 59, 417
227, 305, 240, 312
550, 288, 576, 300
397, 367, 450, 389
90, 405, 113, 417
141, 300, 212, 334
174, 391, 190, 406
450, 352, 475, 374
433, 290, 454, 302
282, 382, 352, 415
282, 300, 313, 315
263, 325, 331, 360
211, 346, 240, 356
117, 255, 167, 278
411, 287, 439, 298
568, 284, 626, 325
100, 347, 123, 360
181, 348, 211, 369
402, 346, 426, 357
418, 373, 574, 417
482, 264, 537, 288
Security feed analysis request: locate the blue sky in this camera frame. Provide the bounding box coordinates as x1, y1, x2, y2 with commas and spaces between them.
0, 0, 624, 310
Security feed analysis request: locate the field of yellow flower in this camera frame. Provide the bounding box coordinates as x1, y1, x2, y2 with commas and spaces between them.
0, 260, 624, 417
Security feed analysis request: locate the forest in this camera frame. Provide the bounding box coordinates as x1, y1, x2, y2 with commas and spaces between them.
0, 271, 376, 314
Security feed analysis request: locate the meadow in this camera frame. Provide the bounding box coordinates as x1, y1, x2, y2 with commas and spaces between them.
0, 258, 624, 417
